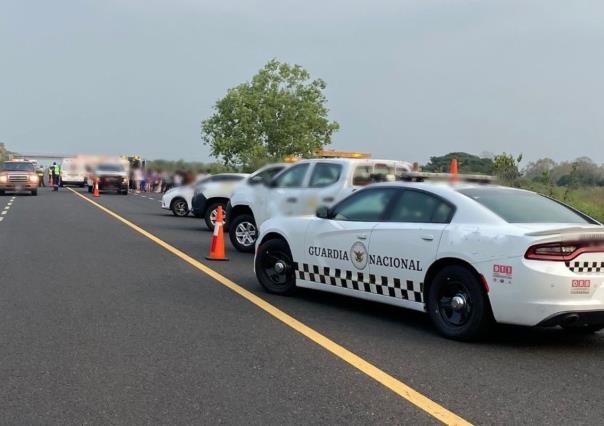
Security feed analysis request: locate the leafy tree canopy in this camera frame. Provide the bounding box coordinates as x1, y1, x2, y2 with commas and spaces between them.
201, 59, 340, 170
422, 152, 493, 174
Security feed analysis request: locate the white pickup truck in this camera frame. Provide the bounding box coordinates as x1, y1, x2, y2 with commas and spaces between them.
226, 158, 412, 252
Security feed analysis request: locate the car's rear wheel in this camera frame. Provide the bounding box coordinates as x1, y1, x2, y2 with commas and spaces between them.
31, 189, 38, 196
204, 202, 226, 230
171, 198, 189, 217
427, 265, 492, 340
255, 239, 296, 295
229, 214, 257, 253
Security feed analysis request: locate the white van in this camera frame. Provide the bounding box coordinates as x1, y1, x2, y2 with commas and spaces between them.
60, 158, 87, 187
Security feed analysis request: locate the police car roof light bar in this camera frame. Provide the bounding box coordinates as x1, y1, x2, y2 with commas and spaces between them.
398, 171, 495, 184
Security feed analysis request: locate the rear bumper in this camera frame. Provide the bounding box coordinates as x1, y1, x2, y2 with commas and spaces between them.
475, 256, 604, 327
538, 310, 604, 327
61, 179, 86, 185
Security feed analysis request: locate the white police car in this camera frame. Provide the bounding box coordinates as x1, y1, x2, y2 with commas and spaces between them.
254, 180, 604, 340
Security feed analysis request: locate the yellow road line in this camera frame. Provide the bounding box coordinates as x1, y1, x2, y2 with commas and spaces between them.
68, 188, 472, 426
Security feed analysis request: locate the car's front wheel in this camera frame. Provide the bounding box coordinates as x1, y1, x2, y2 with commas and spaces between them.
427, 265, 492, 341
171, 198, 189, 217
204, 202, 226, 230
229, 214, 257, 253
255, 239, 296, 295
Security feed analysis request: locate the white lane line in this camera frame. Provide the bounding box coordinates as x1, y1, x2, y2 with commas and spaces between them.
1, 211, 7, 215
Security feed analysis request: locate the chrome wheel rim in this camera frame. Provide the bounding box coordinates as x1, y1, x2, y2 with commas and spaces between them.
174, 201, 187, 216
209, 208, 226, 226
235, 221, 257, 246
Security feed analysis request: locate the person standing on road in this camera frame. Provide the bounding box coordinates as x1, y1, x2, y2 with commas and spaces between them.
51, 162, 60, 191
36, 166, 45, 187
133, 167, 143, 193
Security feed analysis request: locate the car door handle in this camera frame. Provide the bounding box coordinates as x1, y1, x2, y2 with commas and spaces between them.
286, 197, 298, 203
357, 234, 367, 240
322, 197, 334, 203
421, 234, 434, 241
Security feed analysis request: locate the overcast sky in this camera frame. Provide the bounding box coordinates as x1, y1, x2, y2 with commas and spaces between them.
1, 0, 603, 165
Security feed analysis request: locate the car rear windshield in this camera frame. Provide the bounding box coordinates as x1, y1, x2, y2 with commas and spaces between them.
459, 188, 592, 224
1, 162, 35, 172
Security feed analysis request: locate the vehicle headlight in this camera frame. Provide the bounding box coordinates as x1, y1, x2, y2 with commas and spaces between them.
30, 175, 39, 182
0, 176, 6, 183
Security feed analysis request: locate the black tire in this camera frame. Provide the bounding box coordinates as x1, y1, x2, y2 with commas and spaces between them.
0, 190, 5, 196
171, 198, 189, 217
255, 238, 296, 295
121, 190, 128, 195
427, 265, 492, 341
229, 214, 257, 253
31, 189, 38, 196
204, 201, 226, 230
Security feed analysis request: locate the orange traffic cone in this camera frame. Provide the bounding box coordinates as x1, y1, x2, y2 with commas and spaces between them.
206, 206, 228, 261
449, 159, 459, 183
93, 179, 100, 197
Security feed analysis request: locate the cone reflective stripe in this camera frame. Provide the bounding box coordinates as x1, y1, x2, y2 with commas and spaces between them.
449, 159, 459, 182
205, 205, 228, 261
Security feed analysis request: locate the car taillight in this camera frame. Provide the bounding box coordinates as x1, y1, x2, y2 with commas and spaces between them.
525, 241, 604, 261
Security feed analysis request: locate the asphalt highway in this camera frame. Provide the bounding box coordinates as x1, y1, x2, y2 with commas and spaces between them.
1, 187, 603, 425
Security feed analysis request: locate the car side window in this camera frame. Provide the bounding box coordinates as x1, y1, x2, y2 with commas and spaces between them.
272, 163, 309, 188
309, 163, 342, 188
332, 188, 397, 222
389, 190, 453, 223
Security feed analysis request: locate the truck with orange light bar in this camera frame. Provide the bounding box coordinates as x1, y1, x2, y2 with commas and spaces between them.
226, 158, 413, 252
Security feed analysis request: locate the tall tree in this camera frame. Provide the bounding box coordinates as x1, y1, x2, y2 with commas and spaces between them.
201, 59, 340, 170
492, 152, 523, 184
423, 152, 493, 174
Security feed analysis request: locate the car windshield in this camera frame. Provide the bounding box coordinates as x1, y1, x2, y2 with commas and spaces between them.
459, 187, 592, 224
1, 162, 35, 172
96, 164, 124, 172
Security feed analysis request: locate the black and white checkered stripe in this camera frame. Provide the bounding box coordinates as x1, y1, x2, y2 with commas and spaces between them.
294, 263, 423, 303
566, 261, 604, 273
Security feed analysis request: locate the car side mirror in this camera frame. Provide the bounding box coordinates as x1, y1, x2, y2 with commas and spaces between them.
316, 205, 331, 219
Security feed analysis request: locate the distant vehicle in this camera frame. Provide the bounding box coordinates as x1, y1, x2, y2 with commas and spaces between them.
189, 173, 249, 230
60, 158, 87, 187
161, 175, 212, 217
88, 163, 129, 195
0, 160, 39, 196
255, 180, 604, 340
227, 159, 412, 252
